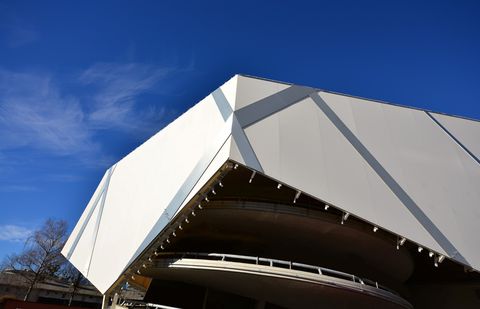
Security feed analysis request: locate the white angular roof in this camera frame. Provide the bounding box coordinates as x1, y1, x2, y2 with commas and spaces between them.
63, 75, 480, 294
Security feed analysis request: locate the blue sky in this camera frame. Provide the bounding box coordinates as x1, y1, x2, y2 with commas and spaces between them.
0, 0, 479, 259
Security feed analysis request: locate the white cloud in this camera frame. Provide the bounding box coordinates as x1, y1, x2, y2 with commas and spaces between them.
0, 62, 175, 168
0, 70, 98, 157
0, 12, 39, 48
0, 225, 32, 242
0, 185, 39, 192
80, 63, 170, 131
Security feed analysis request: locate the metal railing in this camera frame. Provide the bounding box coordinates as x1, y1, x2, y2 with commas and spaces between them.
156, 252, 398, 296
120, 300, 181, 309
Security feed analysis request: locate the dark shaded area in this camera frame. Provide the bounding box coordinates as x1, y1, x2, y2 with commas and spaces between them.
144, 280, 205, 308
142, 164, 480, 308
144, 280, 257, 309
205, 289, 256, 309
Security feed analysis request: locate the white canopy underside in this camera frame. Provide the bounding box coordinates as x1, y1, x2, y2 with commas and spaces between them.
63, 75, 480, 294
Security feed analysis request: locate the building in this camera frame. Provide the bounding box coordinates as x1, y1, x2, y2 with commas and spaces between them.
0, 269, 102, 308
63, 75, 480, 308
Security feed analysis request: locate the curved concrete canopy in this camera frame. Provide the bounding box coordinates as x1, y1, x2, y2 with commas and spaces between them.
167, 201, 414, 285
143, 256, 412, 309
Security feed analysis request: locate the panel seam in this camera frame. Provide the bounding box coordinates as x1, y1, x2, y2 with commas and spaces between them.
86, 164, 117, 276
309, 92, 468, 265
425, 111, 480, 166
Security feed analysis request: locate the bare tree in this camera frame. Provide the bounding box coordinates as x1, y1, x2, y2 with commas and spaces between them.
3, 219, 67, 301
60, 261, 85, 306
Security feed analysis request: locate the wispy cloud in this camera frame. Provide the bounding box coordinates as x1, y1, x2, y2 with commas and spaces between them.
0, 70, 100, 159
80, 63, 170, 131
0, 11, 39, 48
0, 225, 32, 242
5, 26, 39, 48
0, 62, 179, 168
45, 174, 84, 182
0, 185, 40, 192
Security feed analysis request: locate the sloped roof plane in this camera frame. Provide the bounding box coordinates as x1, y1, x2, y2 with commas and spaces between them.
63, 75, 480, 294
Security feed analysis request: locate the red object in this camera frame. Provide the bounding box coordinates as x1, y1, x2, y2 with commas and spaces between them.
2, 299, 93, 309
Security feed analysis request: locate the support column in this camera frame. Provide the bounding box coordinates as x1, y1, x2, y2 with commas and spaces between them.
112, 293, 119, 307
102, 294, 110, 309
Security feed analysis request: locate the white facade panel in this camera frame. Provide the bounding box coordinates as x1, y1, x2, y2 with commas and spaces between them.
221, 75, 238, 111
431, 113, 480, 160
172, 135, 233, 219
66, 192, 104, 275
64, 89, 232, 293
235, 75, 289, 110
322, 93, 480, 266
241, 95, 443, 258
229, 134, 246, 166
62, 170, 110, 275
